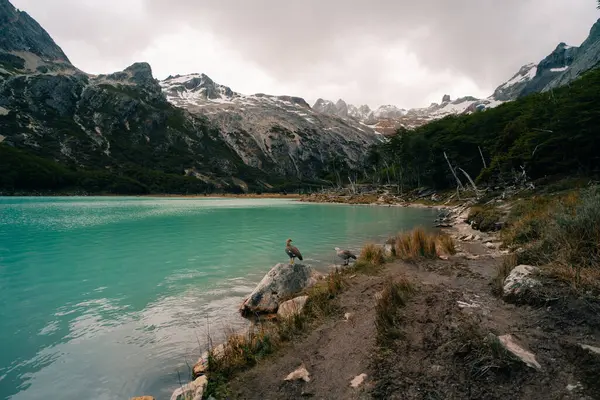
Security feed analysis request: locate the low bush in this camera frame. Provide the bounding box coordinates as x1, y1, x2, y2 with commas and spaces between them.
467, 205, 502, 232
501, 186, 600, 292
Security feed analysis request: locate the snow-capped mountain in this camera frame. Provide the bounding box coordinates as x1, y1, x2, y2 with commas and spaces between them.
314, 94, 501, 135
160, 74, 379, 178
491, 63, 538, 101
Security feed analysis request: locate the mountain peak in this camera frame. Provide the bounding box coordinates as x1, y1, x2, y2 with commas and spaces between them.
0, 0, 70, 63
123, 62, 155, 83
162, 73, 235, 100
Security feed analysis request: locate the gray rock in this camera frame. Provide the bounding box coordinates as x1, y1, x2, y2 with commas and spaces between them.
285, 365, 311, 382
503, 265, 541, 299
170, 375, 207, 400
497, 334, 542, 370
579, 343, 600, 355
277, 295, 309, 319
240, 263, 319, 315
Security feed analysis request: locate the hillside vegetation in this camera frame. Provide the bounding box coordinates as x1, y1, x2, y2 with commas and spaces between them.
368, 69, 600, 191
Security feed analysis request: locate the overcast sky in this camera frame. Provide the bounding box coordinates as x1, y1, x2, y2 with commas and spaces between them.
11, 0, 599, 109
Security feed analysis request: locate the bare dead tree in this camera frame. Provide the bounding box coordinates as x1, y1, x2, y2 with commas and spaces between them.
458, 167, 481, 198
383, 160, 391, 186
444, 152, 465, 190
348, 174, 357, 194
478, 146, 487, 169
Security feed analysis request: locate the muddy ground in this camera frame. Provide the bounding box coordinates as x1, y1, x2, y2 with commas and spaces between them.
225, 225, 600, 400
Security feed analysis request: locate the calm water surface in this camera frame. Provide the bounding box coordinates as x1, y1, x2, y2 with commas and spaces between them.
0, 197, 436, 400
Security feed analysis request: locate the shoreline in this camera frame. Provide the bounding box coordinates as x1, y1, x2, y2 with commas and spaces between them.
204, 186, 600, 399
0, 193, 302, 199
161, 197, 459, 400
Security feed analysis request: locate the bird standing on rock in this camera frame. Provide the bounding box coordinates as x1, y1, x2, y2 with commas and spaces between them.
285, 239, 303, 265
335, 247, 357, 266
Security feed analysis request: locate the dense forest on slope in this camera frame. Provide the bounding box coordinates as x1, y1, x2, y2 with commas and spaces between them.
0, 143, 328, 195
0, 144, 216, 194
368, 69, 600, 191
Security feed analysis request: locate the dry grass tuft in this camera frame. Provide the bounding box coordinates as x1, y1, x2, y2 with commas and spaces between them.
207, 325, 276, 380
355, 243, 386, 271
394, 227, 438, 261
491, 253, 518, 296
375, 276, 416, 344
436, 233, 457, 255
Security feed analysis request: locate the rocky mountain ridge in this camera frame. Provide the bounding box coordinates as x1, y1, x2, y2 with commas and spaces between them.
0, 0, 378, 192
159, 73, 379, 178
314, 94, 502, 135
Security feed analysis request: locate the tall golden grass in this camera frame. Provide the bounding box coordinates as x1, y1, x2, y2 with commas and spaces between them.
354, 242, 386, 271
393, 227, 439, 261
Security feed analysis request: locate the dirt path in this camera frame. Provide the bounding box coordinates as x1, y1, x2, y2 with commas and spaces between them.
228, 230, 600, 400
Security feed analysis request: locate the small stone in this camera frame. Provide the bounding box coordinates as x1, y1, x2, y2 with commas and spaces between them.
350, 373, 367, 388
457, 301, 479, 308
485, 242, 496, 249
566, 383, 583, 392
285, 365, 310, 382
277, 296, 309, 319
497, 334, 542, 370
344, 312, 353, 321
474, 235, 482, 241
579, 343, 600, 355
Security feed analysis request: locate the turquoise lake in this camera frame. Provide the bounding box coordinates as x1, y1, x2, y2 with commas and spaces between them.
0, 197, 437, 400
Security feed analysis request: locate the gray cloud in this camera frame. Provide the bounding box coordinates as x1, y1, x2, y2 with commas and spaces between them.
11, 0, 599, 108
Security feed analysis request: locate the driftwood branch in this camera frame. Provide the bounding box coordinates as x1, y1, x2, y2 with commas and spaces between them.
458, 167, 480, 197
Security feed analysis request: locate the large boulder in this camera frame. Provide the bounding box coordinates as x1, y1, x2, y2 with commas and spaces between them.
240, 263, 319, 315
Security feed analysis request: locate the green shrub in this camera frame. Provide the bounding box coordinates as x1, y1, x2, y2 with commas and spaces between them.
467, 206, 502, 232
